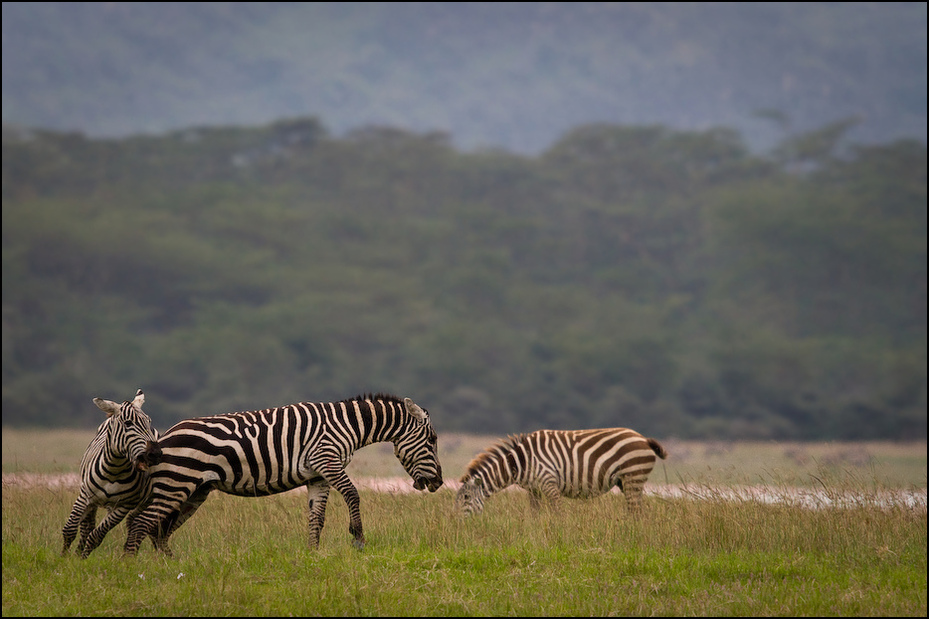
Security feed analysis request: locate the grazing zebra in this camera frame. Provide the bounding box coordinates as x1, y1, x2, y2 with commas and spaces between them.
61, 389, 162, 558
117, 393, 443, 556
455, 428, 667, 516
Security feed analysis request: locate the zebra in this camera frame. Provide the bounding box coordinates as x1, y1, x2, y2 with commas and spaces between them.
115, 393, 443, 556
61, 389, 163, 558
455, 428, 667, 516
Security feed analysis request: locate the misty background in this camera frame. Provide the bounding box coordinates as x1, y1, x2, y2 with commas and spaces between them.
2, 2, 926, 440
3, 2, 927, 152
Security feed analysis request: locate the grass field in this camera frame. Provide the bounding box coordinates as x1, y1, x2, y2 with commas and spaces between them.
2, 428, 926, 616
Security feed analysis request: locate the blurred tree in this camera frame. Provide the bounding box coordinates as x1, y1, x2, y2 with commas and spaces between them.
2, 119, 924, 439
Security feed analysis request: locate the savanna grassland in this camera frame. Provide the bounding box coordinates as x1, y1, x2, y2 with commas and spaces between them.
2, 429, 926, 616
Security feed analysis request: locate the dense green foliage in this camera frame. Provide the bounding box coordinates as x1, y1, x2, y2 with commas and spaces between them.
2, 118, 926, 439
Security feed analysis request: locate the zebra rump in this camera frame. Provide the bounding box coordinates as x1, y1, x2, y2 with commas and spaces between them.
455, 427, 667, 516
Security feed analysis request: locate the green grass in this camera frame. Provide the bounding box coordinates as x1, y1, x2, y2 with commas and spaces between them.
4, 477, 927, 615
2, 430, 926, 616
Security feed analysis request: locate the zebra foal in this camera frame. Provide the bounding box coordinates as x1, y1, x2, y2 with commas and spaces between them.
455, 428, 667, 516
119, 393, 443, 556
61, 389, 162, 558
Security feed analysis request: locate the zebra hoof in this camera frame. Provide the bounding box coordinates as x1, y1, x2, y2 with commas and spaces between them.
352, 539, 365, 552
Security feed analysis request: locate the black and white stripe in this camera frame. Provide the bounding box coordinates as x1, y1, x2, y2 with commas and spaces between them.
118, 393, 443, 556
61, 389, 162, 557
455, 428, 667, 515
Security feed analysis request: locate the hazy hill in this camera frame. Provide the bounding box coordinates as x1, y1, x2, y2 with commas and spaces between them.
2, 2, 926, 153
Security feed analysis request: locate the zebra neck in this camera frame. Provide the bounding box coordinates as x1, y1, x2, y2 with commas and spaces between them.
348, 403, 411, 448
475, 443, 522, 494
100, 450, 135, 472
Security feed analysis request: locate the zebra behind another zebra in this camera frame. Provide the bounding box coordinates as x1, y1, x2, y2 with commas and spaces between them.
455, 428, 667, 516
117, 393, 443, 556
61, 389, 162, 558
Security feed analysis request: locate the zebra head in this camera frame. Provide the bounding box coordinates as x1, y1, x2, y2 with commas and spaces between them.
454, 476, 486, 516
92, 389, 162, 471
391, 397, 443, 493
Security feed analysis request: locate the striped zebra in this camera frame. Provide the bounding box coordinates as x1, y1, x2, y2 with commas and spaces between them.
455, 428, 667, 516
116, 393, 443, 556
61, 389, 162, 558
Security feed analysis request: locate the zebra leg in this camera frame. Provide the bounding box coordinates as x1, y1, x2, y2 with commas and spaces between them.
538, 478, 563, 510
527, 488, 544, 510
120, 501, 172, 556
62, 496, 92, 555
305, 480, 331, 549
309, 458, 366, 551
152, 510, 179, 554
124, 511, 154, 556
124, 490, 192, 557
76, 506, 98, 555
319, 468, 365, 551
619, 472, 647, 513
152, 486, 213, 556
123, 512, 155, 551
80, 506, 132, 558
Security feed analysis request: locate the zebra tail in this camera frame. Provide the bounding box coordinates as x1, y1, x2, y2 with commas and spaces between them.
647, 438, 669, 460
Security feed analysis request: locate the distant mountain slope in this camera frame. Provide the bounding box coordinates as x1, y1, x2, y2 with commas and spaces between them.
2, 2, 926, 153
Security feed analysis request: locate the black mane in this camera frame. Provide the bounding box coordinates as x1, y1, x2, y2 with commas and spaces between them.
339, 392, 405, 406
461, 433, 525, 480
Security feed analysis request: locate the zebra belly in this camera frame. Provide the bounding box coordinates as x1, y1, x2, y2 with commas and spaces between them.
158, 433, 338, 498
213, 465, 323, 497
554, 472, 618, 498
160, 443, 321, 497
560, 485, 610, 499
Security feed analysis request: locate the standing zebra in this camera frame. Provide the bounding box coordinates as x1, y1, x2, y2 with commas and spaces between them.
61, 389, 162, 558
117, 393, 443, 556
455, 428, 667, 516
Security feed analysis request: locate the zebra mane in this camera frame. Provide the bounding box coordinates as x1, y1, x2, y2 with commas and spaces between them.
461, 433, 526, 480
339, 393, 405, 407
215, 393, 409, 417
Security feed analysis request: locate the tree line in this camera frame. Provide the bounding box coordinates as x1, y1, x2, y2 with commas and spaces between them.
2, 117, 926, 440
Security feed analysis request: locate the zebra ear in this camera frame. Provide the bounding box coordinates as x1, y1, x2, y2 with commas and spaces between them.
93, 398, 120, 417
132, 389, 145, 409
403, 397, 427, 420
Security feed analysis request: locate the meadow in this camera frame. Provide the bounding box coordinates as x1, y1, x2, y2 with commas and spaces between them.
2, 429, 926, 616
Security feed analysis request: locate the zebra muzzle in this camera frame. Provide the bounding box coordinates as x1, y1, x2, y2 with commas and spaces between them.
413, 476, 443, 492
135, 441, 163, 471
